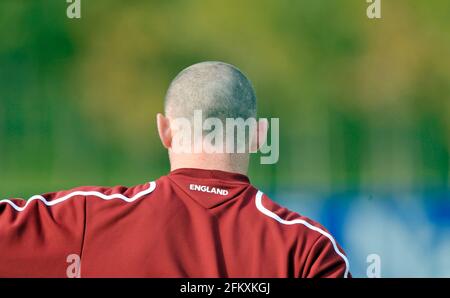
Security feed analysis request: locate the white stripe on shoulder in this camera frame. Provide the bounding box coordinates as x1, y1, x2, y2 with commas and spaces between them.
255, 190, 350, 278
0, 181, 156, 212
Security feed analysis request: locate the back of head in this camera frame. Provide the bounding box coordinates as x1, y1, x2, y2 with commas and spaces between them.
164, 61, 256, 121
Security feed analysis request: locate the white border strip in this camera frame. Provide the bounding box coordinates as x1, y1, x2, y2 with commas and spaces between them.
0, 181, 156, 212
255, 190, 350, 278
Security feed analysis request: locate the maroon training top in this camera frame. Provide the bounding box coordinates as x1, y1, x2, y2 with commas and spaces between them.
0, 168, 350, 278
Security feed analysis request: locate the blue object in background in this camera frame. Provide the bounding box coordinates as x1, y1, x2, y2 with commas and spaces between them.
276, 190, 450, 277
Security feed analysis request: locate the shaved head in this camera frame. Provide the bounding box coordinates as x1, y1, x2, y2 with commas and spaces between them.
164, 61, 256, 120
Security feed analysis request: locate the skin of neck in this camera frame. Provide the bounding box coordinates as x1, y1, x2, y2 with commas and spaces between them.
157, 112, 266, 177
169, 152, 250, 176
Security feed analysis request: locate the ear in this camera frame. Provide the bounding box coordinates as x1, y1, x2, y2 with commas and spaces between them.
250, 118, 268, 153
156, 113, 172, 149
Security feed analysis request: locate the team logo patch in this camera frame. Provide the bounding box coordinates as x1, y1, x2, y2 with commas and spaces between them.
189, 184, 229, 196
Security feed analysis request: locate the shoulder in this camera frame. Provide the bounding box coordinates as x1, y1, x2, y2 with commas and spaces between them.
0, 181, 156, 212
252, 190, 350, 277
253, 190, 331, 238
71, 181, 156, 202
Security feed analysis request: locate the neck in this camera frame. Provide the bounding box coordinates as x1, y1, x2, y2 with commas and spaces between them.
169, 153, 249, 175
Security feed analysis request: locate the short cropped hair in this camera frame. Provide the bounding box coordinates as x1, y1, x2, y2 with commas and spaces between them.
164, 61, 256, 121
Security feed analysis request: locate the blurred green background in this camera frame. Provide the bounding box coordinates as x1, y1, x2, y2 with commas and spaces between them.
0, 0, 449, 197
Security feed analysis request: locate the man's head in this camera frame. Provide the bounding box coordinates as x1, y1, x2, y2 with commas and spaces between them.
157, 61, 267, 174
164, 61, 256, 120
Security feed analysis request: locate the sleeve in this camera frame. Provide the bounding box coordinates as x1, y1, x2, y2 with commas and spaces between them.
302, 235, 351, 278
0, 193, 87, 277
